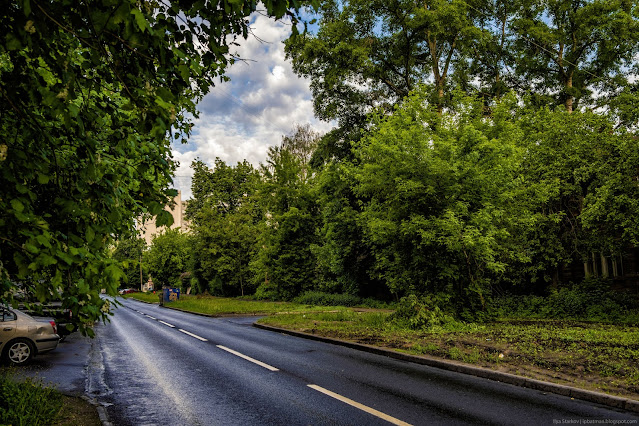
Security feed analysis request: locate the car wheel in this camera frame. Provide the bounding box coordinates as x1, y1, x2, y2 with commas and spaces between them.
4, 339, 35, 365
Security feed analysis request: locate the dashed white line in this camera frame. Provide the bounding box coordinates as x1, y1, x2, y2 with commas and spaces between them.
178, 329, 208, 341
159, 320, 175, 328
216, 345, 279, 372
145, 315, 157, 320
307, 385, 411, 426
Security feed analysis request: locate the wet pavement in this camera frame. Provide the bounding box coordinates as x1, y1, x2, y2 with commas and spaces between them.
2, 330, 92, 395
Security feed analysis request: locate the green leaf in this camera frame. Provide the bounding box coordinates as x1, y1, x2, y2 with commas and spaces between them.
37, 173, 50, 184
35, 234, 51, 247
86, 226, 95, 243
11, 199, 24, 212
131, 9, 149, 33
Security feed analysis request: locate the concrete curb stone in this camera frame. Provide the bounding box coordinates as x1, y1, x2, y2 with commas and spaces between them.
81, 395, 113, 426
253, 323, 639, 414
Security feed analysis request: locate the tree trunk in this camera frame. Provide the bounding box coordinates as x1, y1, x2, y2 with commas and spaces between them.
565, 73, 574, 113
600, 253, 609, 278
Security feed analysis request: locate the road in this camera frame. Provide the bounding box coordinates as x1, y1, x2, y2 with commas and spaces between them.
87, 298, 639, 425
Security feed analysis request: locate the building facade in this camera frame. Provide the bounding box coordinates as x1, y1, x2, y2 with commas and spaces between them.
138, 190, 190, 245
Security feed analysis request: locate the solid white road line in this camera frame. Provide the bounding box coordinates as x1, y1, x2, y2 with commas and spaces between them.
307, 384, 412, 426
216, 345, 279, 372
159, 320, 175, 328
178, 329, 208, 341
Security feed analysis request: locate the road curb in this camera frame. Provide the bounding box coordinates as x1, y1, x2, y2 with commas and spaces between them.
253, 323, 639, 414
81, 395, 113, 426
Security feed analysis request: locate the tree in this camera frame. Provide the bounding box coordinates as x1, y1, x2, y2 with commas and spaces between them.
187, 158, 260, 222
511, 0, 639, 112
144, 229, 192, 290
111, 237, 148, 290
188, 159, 261, 296
0, 0, 303, 334
287, 0, 482, 119
251, 125, 321, 299
312, 162, 384, 297
351, 89, 528, 316
452, 0, 520, 104
513, 105, 639, 286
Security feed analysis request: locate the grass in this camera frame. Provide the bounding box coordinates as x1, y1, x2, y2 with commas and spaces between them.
124, 293, 345, 316
258, 311, 639, 400
122, 292, 160, 303
0, 374, 61, 426
0, 372, 101, 426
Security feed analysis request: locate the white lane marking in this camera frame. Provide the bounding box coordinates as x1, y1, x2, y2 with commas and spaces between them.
307, 384, 412, 426
146, 315, 157, 320
159, 320, 175, 328
216, 345, 279, 372
178, 329, 208, 342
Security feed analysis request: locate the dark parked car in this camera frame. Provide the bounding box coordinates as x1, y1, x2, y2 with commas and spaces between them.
0, 307, 60, 365
16, 302, 76, 341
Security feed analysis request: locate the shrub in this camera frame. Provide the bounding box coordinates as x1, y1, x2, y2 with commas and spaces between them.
253, 281, 281, 301
293, 291, 362, 307
389, 294, 461, 330
0, 374, 62, 426
492, 278, 639, 323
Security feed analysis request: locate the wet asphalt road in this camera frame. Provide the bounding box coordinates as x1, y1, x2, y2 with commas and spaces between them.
80, 298, 639, 426
4, 329, 92, 394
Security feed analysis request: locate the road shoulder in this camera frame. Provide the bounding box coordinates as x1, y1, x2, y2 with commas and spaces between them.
254, 322, 639, 414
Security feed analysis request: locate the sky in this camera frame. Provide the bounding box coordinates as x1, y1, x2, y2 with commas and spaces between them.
171, 12, 332, 199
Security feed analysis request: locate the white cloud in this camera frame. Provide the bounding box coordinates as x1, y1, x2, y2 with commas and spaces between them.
171, 13, 333, 199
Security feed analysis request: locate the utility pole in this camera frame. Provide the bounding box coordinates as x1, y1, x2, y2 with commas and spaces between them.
140, 253, 143, 291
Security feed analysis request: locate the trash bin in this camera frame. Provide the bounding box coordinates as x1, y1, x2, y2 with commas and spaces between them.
162, 287, 180, 303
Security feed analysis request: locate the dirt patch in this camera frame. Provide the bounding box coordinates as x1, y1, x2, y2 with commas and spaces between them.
55, 395, 102, 426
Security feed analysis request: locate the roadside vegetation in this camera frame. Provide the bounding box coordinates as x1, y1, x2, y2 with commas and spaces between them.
0, 372, 100, 426
125, 292, 349, 316
0, 374, 61, 426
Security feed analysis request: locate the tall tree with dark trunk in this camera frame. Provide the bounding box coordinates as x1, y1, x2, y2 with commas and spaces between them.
512, 0, 639, 112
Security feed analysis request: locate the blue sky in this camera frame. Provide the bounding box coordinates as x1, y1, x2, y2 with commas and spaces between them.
171, 12, 332, 199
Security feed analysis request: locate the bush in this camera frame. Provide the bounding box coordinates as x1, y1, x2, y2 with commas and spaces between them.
293, 291, 362, 307
492, 278, 639, 323
253, 281, 281, 301
0, 374, 62, 426
389, 294, 461, 330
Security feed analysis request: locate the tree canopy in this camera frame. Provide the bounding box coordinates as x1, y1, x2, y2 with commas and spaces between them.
0, 0, 303, 334
286, 0, 639, 165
